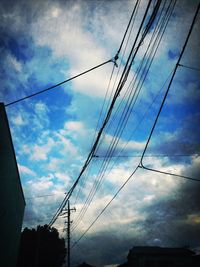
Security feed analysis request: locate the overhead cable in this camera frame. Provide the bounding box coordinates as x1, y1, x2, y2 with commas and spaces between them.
5, 59, 112, 107
71, 0, 174, 232
48, 0, 150, 227
91, 0, 140, 146
116, 0, 140, 56
71, 1, 200, 246
138, 164, 200, 182
5, 1, 141, 107
71, 1, 143, 226
178, 63, 200, 72
71, 166, 139, 248
25, 192, 65, 199
70, 0, 164, 230
139, 1, 200, 168
94, 153, 199, 158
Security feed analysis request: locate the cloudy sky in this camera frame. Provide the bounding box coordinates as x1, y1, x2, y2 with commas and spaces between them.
1, 0, 200, 266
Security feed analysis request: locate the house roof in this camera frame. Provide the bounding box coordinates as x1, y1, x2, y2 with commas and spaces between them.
77, 262, 95, 267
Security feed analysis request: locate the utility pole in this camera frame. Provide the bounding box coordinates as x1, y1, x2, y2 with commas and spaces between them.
63, 201, 76, 267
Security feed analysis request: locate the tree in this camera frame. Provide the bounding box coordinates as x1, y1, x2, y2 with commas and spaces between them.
17, 224, 67, 267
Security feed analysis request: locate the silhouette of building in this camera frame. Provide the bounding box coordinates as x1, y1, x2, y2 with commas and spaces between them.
76, 262, 95, 267
119, 246, 198, 267
0, 103, 25, 267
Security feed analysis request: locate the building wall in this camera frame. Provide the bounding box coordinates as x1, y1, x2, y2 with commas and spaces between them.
0, 103, 25, 267
141, 254, 193, 267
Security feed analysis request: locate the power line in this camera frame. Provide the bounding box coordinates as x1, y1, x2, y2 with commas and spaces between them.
71, 67, 175, 231
90, 0, 140, 149
139, 0, 200, 167
5, 59, 113, 107
48, 0, 154, 228
5, 1, 140, 108
178, 63, 200, 72
116, 0, 140, 56
25, 192, 65, 199
71, 21, 141, 227
96, 0, 175, 155
94, 153, 199, 158
71, 166, 139, 248
71, 60, 117, 207
71, 0, 165, 232
71, 0, 178, 233
71, 2, 200, 246
72, 0, 177, 233
138, 164, 200, 182
72, 4, 140, 205
89, 68, 175, 202
91, 0, 141, 157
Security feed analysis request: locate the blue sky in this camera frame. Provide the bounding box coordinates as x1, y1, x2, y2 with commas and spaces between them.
1, 0, 200, 266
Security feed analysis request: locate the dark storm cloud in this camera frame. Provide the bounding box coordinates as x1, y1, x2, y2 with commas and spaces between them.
71, 228, 148, 267
71, 158, 200, 266
141, 163, 200, 248
148, 111, 200, 165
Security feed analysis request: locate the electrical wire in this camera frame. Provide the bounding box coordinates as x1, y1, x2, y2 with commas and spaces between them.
71, 1, 144, 230
5, 59, 113, 107
70, 1, 141, 207
140, 0, 200, 167
70, 2, 200, 246
71, 0, 174, 232
138, 164, 200, 182
25, 193, 65, 199
116, 0, 141, 57
91, 0, 141, 142
71, 166, 139, 248
97, 0, 174, 150
48, 0, 152, 227
94, 153, 200, 158
178, 63, 200, 72
71, 0, 160, 229
93, 0, 141, 153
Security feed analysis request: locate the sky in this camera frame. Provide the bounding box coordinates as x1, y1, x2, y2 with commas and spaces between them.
0, 0, 200, 266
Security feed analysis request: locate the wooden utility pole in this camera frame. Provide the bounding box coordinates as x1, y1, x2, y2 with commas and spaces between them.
63, 201, 75, 267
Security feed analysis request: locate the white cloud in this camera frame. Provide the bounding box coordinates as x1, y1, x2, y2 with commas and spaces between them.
69, 64, 114, 98
47, 157, 64, 172
30, 1, 134, 98
27, 174, 54, 191
30, 137, 55, 161
64, 120, 86, 139
71, 155, 185, 234
51, 6, 61, 18
21, 144, 30, 154
98, 133, 146, 156
31, 145, 49, 161
55, 133, 78, 156
11, 113, 27, 126
106, 165, 133, 186
7, 53, 22, 72
64, 120, 83, 132
63, 120, 94, 144
143, 194, 155, 203
35, 101, 49, 115
18, 164, 36, 177
32, 101, 50, 129
54, 172, 70, 183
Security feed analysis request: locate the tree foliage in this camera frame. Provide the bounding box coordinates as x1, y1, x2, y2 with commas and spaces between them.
17, 224, 66, 267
